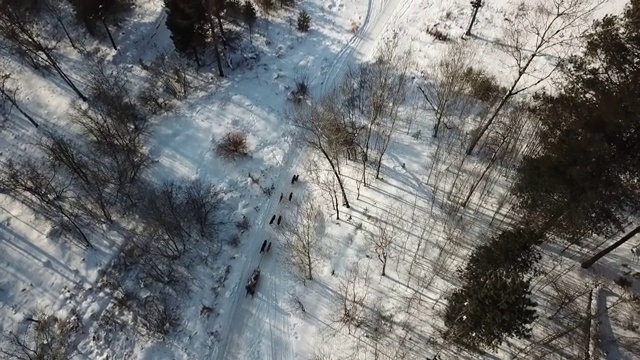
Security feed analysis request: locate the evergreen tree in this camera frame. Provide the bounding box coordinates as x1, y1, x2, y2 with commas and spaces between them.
444, 271, 538, 351
514, 0, 640, 248
242, 0, 257, 40
297, 9, 310, 32
462, 228, 543, 284
225, 0, 244, 21
207, 0, 228, 45
164, 0, 208, 66
443, 227, 542, 351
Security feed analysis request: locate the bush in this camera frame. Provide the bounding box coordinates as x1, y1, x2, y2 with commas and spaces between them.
426, 26, 449, 41
216, 131, 250, 160
289, 73, 309, 104
297, 10, 311, 32
462, 67, 505, 103
138, 295, 181, 336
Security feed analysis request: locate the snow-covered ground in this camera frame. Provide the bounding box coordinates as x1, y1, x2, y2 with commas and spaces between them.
1, 0, 638, 359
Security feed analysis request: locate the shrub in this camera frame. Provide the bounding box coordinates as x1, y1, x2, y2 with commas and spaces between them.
462, 67, 505, 103
216, 131, 250, 160
297, 10, 311, 32
138, 295, 181, 336
426, 26, 449, 41
289, 73, 309, 103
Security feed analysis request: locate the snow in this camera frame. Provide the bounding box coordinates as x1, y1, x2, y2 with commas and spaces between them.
1, 0, 637, 359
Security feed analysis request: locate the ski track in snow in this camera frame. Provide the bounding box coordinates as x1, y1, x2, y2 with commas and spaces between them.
215, 0, 415, 358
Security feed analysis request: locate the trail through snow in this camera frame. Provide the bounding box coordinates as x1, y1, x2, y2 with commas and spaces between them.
215, 0, 415, 358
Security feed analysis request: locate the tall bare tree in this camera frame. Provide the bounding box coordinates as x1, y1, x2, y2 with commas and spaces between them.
290, 93, 352, 208
0, 0, 87, 100
466, 0, 603, 155
0, 158, 93, 248
368, 204, 402, 276
0, 70, 39, 128
285, 198, 323, 280
341, 33, 412, 184
418, 44, 475, 138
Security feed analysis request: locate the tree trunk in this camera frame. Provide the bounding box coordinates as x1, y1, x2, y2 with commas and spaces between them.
467, 54, 536, 155
216, 15, 226, 47
60, 207, 92, 248
102, 19, 118, 51
581, 225, 640, 268
212, 32, 224, 77
306, 250, 313, 280
462, 154, 497, 207
0, 88, 39, 128
41, 49, 87, 101
381, 257, 387, 276
465, 5, 480, 36
193, 46, 201, 67
55, 16, 78, 50
319, 147, 350, 208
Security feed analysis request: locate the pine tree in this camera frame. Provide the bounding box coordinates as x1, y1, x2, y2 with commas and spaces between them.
514, 0, 640, 249
462, 228, 543, 284
444, 271, 538, 351
242, 0, 257, 40
164, 0, 208, 66
443, 227, 541, 350
297, 9, 310, 32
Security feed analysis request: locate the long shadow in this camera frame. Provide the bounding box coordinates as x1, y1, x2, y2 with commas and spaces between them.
0, 222, 87, 285
595, 288, 627, 360
468, 34, 560, 62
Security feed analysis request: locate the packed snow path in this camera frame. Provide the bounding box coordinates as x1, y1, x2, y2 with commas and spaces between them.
215, 0, 415, 357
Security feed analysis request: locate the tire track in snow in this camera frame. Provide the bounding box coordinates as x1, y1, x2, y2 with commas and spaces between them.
215, 0, 417, 355
320, 0, 376, 94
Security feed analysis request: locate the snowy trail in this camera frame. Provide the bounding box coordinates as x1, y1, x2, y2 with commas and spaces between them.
215, 0, 414, 357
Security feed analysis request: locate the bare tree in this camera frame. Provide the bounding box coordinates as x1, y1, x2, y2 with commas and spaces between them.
137, 294, 181, 336
340, 32, 412, 184
138, 179, 220, 261
0, 70, 39, 128
44, 0, 79, 50
368, 205, 402, 276
290, 93, 351, 208
41, 133, 115, 223
0, 1, 87, 100
336, 260, 370, 334
0, 158, 92, 248
418, 44, 475, 138
1, 312, 80, 360
72, 65, 151, 203
285, 198, 323, 280
467, 0, 603, 154
308, 158, 341, 219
